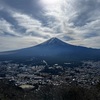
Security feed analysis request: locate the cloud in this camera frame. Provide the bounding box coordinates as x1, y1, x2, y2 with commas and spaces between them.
11, 11, 54, 38
0, 36, 45, 52
41, 0, 100, 47
0, 0, 100, 51
0, 0, 42, 18
69, 36, 100, 49
73, 0, 100, 26
0, 18, 20, 37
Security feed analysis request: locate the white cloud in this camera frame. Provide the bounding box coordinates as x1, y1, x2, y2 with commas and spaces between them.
11, 12, 54, 38
0, 18, 20, 37
0, 36, 45, 52
0, 10, 55, 51
69, 36, 100, 49
0, 0, 100, 51
40, 0, 100, 48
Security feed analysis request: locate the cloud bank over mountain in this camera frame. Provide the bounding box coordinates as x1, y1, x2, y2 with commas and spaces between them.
0, 0, 100, 51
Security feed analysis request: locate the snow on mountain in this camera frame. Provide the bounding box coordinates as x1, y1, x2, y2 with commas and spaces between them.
0, 38, 100, 65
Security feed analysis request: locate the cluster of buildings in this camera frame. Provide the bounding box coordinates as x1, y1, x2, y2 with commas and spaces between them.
0, 61, 100, 89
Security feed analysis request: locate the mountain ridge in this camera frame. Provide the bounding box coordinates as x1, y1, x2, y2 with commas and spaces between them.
0, 38, 100, 65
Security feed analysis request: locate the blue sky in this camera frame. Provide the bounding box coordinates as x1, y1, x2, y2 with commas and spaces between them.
0, 0, 100, 51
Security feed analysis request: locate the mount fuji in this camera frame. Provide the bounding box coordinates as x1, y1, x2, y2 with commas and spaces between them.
0, 38, 100, 65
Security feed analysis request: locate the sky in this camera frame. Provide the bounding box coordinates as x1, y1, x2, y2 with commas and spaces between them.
0, 0, 100, 51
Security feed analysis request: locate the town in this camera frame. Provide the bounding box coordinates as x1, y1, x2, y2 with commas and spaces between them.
0, 61, 100, 90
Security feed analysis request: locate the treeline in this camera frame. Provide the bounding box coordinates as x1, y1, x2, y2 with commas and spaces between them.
0, 79, 100, 100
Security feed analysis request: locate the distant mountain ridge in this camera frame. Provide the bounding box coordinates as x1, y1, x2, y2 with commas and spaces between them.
0, 37, 100, 65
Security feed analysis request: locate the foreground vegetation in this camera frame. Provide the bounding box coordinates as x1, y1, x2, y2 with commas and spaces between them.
0, 79, 100, 100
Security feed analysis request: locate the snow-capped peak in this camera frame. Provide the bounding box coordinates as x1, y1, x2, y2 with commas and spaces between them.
41, 37, 67, 46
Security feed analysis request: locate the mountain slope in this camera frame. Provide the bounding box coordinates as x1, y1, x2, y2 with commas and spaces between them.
0, 38, 100, 65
